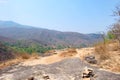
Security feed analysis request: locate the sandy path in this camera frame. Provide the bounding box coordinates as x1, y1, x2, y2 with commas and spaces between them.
21, 48, 94, 66
22, 53, 66, 66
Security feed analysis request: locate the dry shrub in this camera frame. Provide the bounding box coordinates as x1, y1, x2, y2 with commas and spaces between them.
110, 43, 119, 51
112, 63, 120, 72
95, 41, 120, 72
95, 43, 110, 61
59, 48, 77, 57
114, 63, 120, 72
31, 53, 39, 59
20, 52, 40, 59
46, 50, 56, 53
0, 58, 23, 69
99, 58, 120, 72
107, 40, 120, 51
67, 48, 77, 53
20, 53, 30, 59
0, 52, 40, 69
44, 50, 57, 56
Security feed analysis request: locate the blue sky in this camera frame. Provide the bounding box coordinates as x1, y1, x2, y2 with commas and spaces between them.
0, 0, 119, 33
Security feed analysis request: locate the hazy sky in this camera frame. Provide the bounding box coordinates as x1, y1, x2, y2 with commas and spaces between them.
0, 0, 119, 33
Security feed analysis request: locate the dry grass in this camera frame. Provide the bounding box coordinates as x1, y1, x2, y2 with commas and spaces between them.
44, 50, 57, 56
59, 48, 77, 57
112, 63, 120, 72
0, 58, 23, 69
20, 53, 30, 59
30, 53, 39, 59
99, 56, 120, 72
0, 52, 39, 69
94, 41, 120, 72
95, 43, 110, 61
15, 52, 39, 59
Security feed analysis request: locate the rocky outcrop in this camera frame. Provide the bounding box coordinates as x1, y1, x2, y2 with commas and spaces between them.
85, 55, 97, 64
0, 58, 120, 80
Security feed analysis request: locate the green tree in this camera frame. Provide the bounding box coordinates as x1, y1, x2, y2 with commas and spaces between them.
107, 31, 115, 39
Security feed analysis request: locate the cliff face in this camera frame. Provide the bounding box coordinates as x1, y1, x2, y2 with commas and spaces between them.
0, 58, 120, 80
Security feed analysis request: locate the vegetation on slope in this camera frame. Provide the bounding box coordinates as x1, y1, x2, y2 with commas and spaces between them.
0, 21, 102, 48
0, 42, 15, 62
94, 5, 120, 72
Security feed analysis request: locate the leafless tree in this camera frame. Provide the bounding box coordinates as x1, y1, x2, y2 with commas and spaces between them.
113, 6, 120, 16
110, 5, 120, 46
110, 23, 120, 42
102, 32, 106, 45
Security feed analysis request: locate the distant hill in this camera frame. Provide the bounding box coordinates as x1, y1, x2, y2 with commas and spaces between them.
0, 35, 16, 43
0, 21, 102, 48
0, 21, 33, 29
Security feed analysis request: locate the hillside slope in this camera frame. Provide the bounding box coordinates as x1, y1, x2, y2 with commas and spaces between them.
0, 42, 15, 62
0, 21, 102, 48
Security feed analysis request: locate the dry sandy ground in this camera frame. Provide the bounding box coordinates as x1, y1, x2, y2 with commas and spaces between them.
21, 48, 94, 66
21, 47, 120, 74
22, 54, 65, 66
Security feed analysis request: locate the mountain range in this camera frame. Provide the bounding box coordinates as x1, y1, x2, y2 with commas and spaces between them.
0, 21, 102, 48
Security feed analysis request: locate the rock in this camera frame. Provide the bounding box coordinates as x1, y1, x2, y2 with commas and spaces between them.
0, 58, 120, 80
85, 55, 97, 64
27, 77, 34, 80
82, 67, 95, 78
43, 75, 50, 80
